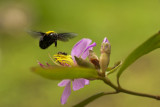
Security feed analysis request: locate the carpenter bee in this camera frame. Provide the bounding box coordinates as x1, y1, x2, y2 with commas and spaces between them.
28, 30, 77, 49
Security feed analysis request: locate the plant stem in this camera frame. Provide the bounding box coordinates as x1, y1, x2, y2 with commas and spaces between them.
74, 77, 160, 107
101, 77, 118, 91
101, 77, 160, 100
120, 88, 160, 100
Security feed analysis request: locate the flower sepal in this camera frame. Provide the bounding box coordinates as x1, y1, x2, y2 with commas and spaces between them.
74, 56, 95, 69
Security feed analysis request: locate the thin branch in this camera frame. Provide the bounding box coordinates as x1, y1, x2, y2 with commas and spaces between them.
100, 77, 118, 91
120, 88, 160, 100
103, 91, 119, 95
102, 77, 160, 100
74, 77, 160, 107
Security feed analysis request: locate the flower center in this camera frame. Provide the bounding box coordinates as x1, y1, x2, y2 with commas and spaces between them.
53, 53, 74, 66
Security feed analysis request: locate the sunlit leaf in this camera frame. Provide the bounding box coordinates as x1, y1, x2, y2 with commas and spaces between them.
117, 31, 160, 78
32, 66, 99, 80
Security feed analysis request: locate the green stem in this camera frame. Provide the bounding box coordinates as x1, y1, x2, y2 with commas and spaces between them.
101, 77, 160, 100
74, 77, 160, 107
100, 77, 118, 91
120, 88, 160, 100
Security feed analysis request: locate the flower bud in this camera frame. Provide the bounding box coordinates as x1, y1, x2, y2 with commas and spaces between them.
99, 37, 111, 76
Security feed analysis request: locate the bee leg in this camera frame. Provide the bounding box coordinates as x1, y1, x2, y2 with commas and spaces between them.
55, 40, 57, 47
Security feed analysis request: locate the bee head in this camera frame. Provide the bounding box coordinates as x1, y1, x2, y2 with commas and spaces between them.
45, 31, 58, 38
45, 31, 55, 35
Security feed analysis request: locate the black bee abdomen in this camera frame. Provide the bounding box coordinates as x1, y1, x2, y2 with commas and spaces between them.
39, 35, 56, 49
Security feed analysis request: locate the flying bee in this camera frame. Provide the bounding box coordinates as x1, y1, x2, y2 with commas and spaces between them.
28, 30, 77, 49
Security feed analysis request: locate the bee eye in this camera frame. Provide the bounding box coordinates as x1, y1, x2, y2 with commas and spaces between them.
49, 33, 54, 36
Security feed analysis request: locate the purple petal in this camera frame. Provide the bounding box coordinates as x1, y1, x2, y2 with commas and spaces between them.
60, 81, 71, 105
37, 61, 45, 68
58, 80, 70, 87
72, 79, 86, 91
103, 37, 109, 43
84, 79, 90, 85
71, 38, 92, 61
81, 42, 96, 59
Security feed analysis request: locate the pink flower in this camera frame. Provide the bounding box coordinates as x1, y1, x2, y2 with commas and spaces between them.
58, 38, 96, 104
37, 37, 112, 105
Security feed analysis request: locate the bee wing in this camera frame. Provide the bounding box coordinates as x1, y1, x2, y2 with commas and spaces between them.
57, 33, 77, 41
27, 30, 45, 38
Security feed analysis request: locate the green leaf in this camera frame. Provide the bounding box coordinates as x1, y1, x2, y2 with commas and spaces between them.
73, 92, 105, 107
117, 31, 160, 78
32, 66, 99, 80
73, 91, 117, 107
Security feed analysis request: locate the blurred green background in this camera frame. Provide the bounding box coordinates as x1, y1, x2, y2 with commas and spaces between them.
0, 0, 160, 107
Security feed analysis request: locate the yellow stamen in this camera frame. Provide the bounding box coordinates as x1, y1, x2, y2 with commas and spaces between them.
46, 31, 55, 35
53, 54, 74, 66
48, 53, 62, 66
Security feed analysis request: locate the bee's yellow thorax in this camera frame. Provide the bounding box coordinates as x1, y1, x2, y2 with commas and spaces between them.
45, 31, 55, 35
